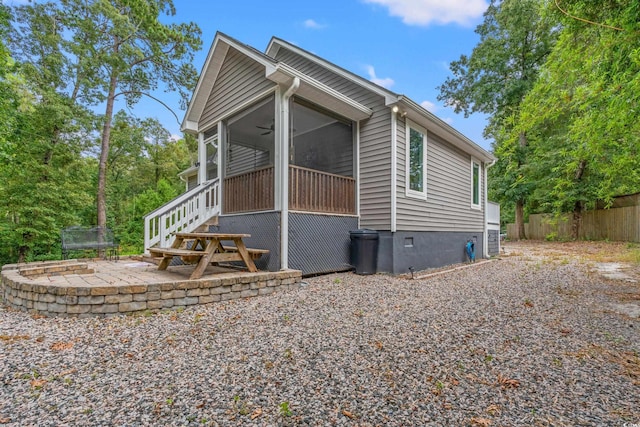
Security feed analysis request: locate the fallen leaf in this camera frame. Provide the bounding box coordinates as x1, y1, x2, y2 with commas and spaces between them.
497, 374, 520, 389
374, 341, 384, 350
342, 410, 355, 419
471, 417, 492, 426
59, 368, 77, 376
250, 408, 262, 420
0, 417, 11, 424
51, 341, 74, 351
0, 335, 30, 343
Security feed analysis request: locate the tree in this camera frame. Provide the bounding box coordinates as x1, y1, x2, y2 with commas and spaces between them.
438, 0, 556, 239
12, 0, 201, 235
1, 4, 96, 263
517, 0, 640, 239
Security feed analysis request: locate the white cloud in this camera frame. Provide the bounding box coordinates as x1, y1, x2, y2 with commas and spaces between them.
303, 19, 326, 29
442, 117, 454, 124
363, 0, 488, 26
420, 100, 437, 112
365, 65, 395, 89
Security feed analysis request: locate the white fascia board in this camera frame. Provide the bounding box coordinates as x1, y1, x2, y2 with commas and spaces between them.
266, 37, 398, 105
181, 120, 198, 134
394, 96, 495, 163
182, 32, 278, 132
267, 64, 373, 121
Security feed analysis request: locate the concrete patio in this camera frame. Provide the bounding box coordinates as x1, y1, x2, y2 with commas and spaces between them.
1, 258, 302, 317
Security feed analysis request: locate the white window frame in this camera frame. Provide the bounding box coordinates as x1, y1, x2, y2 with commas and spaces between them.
405, 120, 427, 200
471, 158, 481, 210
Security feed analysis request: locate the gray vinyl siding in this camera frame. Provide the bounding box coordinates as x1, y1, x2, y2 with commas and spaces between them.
226, 145, 270, 176
359, 104, 392, 229
275, 47, 393, 229
396, 126, 485, 232
200, 47, 276, 127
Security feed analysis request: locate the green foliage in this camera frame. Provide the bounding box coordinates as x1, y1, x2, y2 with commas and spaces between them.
517, 0, 640, 220
438, 0, 556, 236
0, 1, 200, 264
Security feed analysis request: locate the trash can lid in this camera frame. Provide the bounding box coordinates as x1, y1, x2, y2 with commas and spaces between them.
349, 229, 379, 237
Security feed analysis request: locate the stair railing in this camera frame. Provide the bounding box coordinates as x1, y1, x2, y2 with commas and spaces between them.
144, 178, 220, 252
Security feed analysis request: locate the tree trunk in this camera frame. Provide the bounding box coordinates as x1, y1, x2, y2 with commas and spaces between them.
572, 200, 583, 240
97, 72, 118, 229
571, 159, 587, 240
96, 71, 118, 256
513, 131, 528, 240
515, 199, 526, 240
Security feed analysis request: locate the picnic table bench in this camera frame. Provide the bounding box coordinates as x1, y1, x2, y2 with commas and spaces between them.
61, 226, 119, 260
147, 232, 268, 279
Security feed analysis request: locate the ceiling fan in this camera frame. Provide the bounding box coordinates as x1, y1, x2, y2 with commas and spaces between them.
256, 121, 274, 135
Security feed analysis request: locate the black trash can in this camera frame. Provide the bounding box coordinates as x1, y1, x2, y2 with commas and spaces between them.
350, 229, 379, 275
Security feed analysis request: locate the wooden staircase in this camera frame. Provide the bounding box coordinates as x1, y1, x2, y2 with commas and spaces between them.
143, 178, 220, 254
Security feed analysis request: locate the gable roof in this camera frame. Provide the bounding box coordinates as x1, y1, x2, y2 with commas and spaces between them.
267, 37, 494, 163
182, 32, 373, 133
182, 33, 494, 163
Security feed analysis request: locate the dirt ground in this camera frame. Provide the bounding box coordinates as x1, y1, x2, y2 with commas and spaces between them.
502, 240, 640, 317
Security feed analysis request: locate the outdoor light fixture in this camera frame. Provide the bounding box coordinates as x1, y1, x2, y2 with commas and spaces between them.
392, 105, 399, 113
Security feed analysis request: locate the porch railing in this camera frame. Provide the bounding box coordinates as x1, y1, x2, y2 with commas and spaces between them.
289, 165, 356, 214
144, 178, 220, 251
222, 165, 356, 215
224, 166, 274, 214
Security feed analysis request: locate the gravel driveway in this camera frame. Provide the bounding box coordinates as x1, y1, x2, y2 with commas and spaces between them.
1, 242, 638, 426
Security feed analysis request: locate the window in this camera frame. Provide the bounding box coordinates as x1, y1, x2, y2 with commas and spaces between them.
471, 160, 481, 209
405, 121, 427, 199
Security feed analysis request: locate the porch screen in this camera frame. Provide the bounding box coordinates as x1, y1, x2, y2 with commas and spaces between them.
291, 99, 353, 177
226, 95, 275, 177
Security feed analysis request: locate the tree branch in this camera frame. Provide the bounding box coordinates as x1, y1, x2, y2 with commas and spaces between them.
114, 90, 181, 126
554, 0, 623, 31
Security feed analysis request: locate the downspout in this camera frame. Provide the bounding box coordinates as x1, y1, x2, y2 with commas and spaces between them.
390, 106, 398, 233
483, 159, 496, 258
280, 77, 300, 270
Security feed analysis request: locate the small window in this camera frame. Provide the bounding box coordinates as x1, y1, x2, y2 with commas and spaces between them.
471, 160, 481, 209
406, 121, 427, 199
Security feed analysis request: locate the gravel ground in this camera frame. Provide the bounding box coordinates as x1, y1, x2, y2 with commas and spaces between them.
1, 242, 639, 426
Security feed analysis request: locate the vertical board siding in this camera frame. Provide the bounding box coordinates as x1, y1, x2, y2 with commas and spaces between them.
201, 47, 276, 126
396, 130, 485, 231
276, 47, 392, 229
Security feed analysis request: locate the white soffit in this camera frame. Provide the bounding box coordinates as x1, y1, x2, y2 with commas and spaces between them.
267, 65, 372, 121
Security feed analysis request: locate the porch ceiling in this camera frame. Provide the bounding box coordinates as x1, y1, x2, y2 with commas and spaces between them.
267, 64, 373, 122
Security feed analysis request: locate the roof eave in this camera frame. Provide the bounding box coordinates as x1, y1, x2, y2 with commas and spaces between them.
394, 96, 495, 163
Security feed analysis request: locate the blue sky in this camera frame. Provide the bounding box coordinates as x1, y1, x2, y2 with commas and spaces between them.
4, 0, 493, 150
165, 0, 492, 150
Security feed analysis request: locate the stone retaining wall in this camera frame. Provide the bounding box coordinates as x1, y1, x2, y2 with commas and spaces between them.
1, 261, 302, 318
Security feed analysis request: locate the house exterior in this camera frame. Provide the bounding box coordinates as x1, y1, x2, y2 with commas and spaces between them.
144, 32, 497, 275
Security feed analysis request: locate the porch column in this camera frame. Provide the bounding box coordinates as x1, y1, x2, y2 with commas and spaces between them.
278, 78, 300, 270
198, 132, 206, 185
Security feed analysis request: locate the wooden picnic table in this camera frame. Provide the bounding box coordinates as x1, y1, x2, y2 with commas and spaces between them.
149, 232, 265, 279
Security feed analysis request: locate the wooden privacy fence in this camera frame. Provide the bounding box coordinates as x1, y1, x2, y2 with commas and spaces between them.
507, 205, 640, 242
